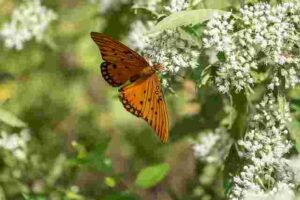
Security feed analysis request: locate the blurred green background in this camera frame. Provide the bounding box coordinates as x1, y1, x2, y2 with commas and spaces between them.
0, 0, 243, 199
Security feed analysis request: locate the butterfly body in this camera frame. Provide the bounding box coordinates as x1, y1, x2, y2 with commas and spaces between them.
91, 32, 169, 143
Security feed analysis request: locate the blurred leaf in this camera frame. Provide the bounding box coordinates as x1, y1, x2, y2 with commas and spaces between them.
105, 177, 116, 188
46, 154, 66, 185
0, 186, 5, 200
135, 163, 170, 189
287, 119, 300, 152
199, 65, 212, 87
289, 86, 300, 100
230, 92, 248, 140
94, 137, 112, 155
65, 190, 84, 200
0, 81, 16, 102
217, 52, 226, 62
22, 194, 46, 200
250, 69, 271, 84
148, 9, 229, 33
72, 141, 88, 159
69, 138, 113, 173
223, 144, 244, 197
0, 107, 27, 127
182, 23, 205, 40
132, 3, 160, 18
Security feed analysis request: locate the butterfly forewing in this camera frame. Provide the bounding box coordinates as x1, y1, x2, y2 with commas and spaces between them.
119, 74, 169, 143
91, 32, 148, 87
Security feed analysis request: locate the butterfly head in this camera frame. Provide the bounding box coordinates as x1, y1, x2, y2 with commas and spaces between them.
144, 56, 164, 72
153, 64, 164, 72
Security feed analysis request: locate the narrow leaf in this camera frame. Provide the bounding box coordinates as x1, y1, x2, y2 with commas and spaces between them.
0, 108, 27, 128
148, 9, 229, 33
287, 119, 300, 152
223, 144, 245, 197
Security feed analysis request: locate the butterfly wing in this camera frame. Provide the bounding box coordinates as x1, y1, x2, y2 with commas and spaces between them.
119, 74, 169, 143
91, 32, 149, 87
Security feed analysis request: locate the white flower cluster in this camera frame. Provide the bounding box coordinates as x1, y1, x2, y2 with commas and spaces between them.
193, 128, 232, 163
203, 2, 300, 93
0, 0, 57, 50
144, 29, 199, 73
243, 182, 295, 200
128, 20, 152, 52
0, 129, 30, 161
128, 0, 197, 76
203, 13, 256, 93
288, 155, 300, 185
90, 0, 130, 14
164, 0, 189, 13
230, 94, 295, 200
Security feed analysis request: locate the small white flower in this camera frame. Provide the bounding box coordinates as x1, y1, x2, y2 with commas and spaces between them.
203, 2, 300, 93
128, 20, 153, 51
0, 0, 57, 50
90, 0, 130, 13
143, 29, 200, 74
164, 0, 189, 13
230, 94, 294, 199
193, 128, 232, 163
133, 0, 161, 13
0, 129, 31, 161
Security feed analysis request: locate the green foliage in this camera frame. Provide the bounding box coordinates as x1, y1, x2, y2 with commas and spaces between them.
103, 193, 140, 200
69, 138, 113, 173
135, 163, 170, 189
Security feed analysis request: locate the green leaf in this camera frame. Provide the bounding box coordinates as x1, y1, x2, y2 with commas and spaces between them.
217, 52, 226, 62
0, 186, 5, 200
148, 9, 229, 33
103, 193, 139, 200
223, 144, 245, 197
94, 137, 111, 155
230, 92, 248, 140
0, 108, 27, 128
22, 194, 46, 200
250, 70, 270, 84
69, 138, 113, 173
135, 163, 170, 189
105, 176, 116, 188
182, 23, 205, 39
287, 119, 300, 152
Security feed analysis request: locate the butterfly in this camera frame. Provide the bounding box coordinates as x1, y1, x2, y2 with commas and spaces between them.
91, 32, 169, 143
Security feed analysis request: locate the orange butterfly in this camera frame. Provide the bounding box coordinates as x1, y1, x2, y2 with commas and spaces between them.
91, 32, 169, 143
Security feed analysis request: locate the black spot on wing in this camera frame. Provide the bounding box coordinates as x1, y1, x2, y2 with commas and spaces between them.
119, 91, 142, 117
100, 62, 122, 87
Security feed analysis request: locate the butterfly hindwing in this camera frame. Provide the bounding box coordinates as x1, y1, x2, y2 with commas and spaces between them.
119, 74, 169, 143
91, 32, 148, 86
